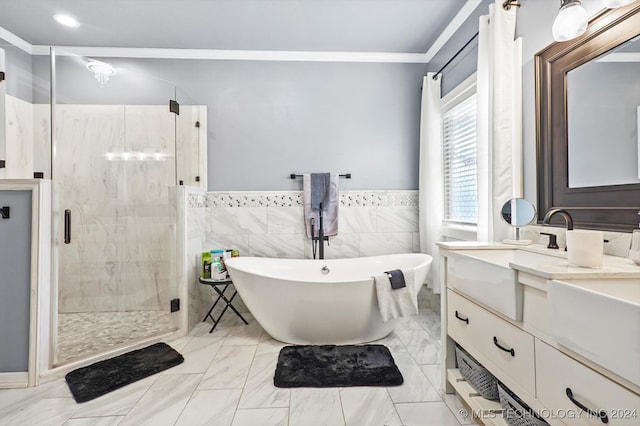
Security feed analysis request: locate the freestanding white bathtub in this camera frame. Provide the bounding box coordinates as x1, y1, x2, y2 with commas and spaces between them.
225, 253, 433, 345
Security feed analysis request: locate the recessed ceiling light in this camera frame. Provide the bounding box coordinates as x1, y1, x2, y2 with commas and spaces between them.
53, 14, 80, 28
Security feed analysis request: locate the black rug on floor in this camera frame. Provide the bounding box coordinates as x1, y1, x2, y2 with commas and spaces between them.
274, 344, 403, 388
65, 342, 184, 403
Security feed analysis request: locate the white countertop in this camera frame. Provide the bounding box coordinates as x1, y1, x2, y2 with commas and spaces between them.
438, 241, 640, 279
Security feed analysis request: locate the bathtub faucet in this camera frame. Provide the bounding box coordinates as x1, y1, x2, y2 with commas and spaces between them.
311, 202, 330, 259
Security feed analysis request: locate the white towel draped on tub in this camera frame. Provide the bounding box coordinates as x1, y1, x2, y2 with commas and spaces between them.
374, 268, 418, 322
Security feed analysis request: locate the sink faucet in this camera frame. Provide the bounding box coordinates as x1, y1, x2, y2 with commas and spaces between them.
542, 208, 574, 251
542, 208, 574, 230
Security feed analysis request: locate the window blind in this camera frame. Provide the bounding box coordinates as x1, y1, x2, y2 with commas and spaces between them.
442, 93, 478, 225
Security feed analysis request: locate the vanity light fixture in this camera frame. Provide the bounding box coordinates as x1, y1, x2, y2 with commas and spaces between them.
86, 59, 116, 87
552, 0, 589, 42
53, 14, 80, 28
553, 0, 638, 42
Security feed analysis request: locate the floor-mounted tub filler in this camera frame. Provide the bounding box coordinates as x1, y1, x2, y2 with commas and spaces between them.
225, 253, 432, 345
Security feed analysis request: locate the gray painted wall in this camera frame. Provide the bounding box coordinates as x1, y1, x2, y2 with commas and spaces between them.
427, 0, 489, 96
0, 41, 34, 103
0, 190, 32, 372
32, 55, 427, 191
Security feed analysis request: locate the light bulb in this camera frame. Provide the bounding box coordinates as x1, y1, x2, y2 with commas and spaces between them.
53, 14, 80, 28
552, 1, 589, 42
602, 0, 635, 8
86, 59, 117, 87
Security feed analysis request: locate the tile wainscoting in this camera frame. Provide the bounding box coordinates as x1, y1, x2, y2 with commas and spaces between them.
185, 190, 428, 330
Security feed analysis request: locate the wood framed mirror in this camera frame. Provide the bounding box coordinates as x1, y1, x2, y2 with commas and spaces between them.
536, 3, 640, 232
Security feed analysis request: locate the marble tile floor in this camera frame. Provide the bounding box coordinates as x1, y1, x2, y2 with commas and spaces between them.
57, 311, 174, 365
2, 308, 476, 426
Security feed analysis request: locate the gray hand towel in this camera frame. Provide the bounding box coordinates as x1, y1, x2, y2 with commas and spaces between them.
310, 173, 330, 211
303, 174, 339, 238
385, 269, 406, 290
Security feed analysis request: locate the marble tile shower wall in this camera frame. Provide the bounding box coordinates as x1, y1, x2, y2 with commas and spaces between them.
5, 96, 202, 324
1, 96, 50, 180
56, 105, 177, 314
4, 95, 34, 179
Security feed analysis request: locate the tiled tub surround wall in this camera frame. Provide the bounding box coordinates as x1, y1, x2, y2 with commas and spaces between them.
185, 190, 431, 330
185, 187, 208, 331
202, 190, 420, 258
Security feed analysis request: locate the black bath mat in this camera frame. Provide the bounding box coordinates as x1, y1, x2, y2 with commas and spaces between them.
274, 344, 403, 388
65, 342, 184, 403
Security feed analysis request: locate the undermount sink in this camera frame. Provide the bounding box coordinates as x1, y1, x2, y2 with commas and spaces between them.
548, 278, 640, 387
446, 249, 521, 320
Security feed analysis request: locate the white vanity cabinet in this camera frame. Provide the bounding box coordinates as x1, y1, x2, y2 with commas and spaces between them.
535, 341, 640, 425
447, 290, 535, 396
439, 243, 640, 426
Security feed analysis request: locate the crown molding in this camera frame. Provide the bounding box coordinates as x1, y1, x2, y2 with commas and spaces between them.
1, 26, 430, 63
0, 26, 34, 54
43, 46, 430, 63
425, 0, 483, 61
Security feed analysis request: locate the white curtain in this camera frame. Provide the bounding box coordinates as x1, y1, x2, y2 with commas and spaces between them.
476, 0, 523, 242
418, 72, 443, 294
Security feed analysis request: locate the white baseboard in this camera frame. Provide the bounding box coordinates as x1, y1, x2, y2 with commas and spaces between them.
0, 372, 28, 389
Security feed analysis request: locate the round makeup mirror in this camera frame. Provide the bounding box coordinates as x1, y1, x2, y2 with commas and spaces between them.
500, 198, 536, 245
501, 198, 536, 227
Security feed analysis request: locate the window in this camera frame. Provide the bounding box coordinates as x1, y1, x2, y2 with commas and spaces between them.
441, 79, 478, 226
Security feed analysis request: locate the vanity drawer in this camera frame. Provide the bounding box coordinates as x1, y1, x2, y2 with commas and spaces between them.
447, 289, 535, 396
536, 340, 640, 425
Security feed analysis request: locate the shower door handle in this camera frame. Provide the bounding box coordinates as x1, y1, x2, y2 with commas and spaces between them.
64, 209, 71, 244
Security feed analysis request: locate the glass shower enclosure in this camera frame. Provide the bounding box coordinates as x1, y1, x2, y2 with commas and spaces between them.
51, 50, 181, 365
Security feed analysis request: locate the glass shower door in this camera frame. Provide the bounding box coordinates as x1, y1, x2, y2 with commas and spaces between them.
52, 50, 179, 365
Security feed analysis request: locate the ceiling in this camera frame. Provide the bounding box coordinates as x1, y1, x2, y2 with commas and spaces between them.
0, 0, 472, 54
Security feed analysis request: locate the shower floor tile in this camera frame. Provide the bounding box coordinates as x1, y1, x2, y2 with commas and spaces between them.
56, 311, 174, 364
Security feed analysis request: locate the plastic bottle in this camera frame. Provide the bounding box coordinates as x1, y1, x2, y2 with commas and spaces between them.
202, 251, 212, 279
211, 249, 226, 279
